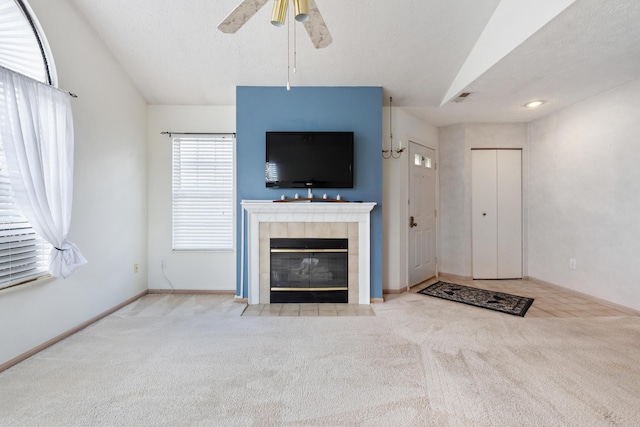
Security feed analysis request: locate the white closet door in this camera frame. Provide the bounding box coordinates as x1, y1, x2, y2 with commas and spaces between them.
496, 150, 522, 278
472, 149, 522, 279
471, 150, 498, 279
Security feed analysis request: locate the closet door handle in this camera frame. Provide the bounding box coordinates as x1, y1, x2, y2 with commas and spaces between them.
410, 216, 418, 228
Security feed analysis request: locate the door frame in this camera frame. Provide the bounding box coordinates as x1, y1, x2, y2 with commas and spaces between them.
405, 139, 439, 291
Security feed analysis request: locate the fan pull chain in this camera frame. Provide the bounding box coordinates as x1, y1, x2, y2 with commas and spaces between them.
286, 8, 291, 91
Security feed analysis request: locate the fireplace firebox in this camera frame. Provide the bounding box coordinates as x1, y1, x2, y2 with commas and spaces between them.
270, 238, 348, 303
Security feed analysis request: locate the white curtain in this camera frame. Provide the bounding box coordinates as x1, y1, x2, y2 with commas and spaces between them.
0, 66, 86, 278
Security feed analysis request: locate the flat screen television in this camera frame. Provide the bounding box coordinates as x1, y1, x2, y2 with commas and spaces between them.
265, 131, 354, 188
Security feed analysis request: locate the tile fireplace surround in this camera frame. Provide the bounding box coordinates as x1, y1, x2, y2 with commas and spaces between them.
241, 200, 377, 305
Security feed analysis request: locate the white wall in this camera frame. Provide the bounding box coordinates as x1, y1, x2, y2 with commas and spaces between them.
0, 0, 148, 366
147, 106, 236, 291
528, 77, 640, 311
438, 124, 467, 276
382, 107, 439, 292
438, 123, 528, 278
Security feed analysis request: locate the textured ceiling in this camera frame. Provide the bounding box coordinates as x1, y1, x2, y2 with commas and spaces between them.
67, 0, 640, 126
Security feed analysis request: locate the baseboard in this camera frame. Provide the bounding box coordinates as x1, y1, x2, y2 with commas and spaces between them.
438, 272, 473, 281
370, 298, 384, 303
528, 276, 640, 316
0, 290, 148, 373
234, 296, 248, 303
383, 288, 405, 294
147, 289, 235, 295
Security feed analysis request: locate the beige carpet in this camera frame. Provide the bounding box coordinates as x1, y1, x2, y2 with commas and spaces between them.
1, 292, 639, 426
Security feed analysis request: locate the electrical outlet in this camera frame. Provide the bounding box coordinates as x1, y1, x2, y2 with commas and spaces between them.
569, 258, 577, 270
134, 263, 139, 273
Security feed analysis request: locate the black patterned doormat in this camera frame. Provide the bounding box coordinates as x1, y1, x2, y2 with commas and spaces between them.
418, 281, 534, 317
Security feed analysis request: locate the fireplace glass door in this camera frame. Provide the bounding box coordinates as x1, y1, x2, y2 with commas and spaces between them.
270, 238, 348, 303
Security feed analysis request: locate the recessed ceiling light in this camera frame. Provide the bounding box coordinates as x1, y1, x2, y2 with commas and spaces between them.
525, 100, 544, 108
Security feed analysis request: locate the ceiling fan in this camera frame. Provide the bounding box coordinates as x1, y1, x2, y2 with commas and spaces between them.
218, 0, 333, 49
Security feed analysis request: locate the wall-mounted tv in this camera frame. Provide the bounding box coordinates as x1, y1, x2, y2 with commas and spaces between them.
265, 131, 354, 188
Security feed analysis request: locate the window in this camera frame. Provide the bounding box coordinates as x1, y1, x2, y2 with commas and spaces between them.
414, 153, 433, 168
0, 0, 55, 85
0, 0, 55, 289
424, 156, 433, 168
172, 135, 234, 251
0, 145, 50, 289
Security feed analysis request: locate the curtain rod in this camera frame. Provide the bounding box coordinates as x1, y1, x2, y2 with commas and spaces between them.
0, 64, 77, 98
161, 131, 236, 137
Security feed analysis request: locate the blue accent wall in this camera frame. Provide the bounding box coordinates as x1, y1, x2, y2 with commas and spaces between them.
236, 86, 383, 299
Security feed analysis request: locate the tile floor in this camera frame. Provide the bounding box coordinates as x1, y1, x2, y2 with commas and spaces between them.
242, 302, 376, 317
412, 277, 636, 318
242, 278, 637, 318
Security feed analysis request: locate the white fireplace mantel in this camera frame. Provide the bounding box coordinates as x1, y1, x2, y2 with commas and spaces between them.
241, 200, 376, 304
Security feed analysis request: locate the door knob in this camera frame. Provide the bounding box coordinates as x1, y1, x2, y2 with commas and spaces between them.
410, 216, 418, 228
483, 213, 487, 216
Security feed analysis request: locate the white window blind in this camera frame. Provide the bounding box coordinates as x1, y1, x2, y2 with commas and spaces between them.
172, 135, 234, 250
0, 0, 50, 84
0, 144, 50, 289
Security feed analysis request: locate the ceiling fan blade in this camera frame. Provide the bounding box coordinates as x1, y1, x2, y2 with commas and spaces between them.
303, 0, 333, 48
218, 0, 271, 34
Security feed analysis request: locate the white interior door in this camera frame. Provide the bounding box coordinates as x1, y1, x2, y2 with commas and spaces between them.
471, 149, 522, 279
472, 150, 498, 279
409, 142, 436, 286
497, 150, 522, 278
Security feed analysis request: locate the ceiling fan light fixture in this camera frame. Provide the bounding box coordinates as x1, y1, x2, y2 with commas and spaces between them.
293, 0, 309, 22
271, 0, 288, 27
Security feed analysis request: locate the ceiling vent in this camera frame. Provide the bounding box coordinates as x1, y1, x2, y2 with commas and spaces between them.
452, 92, 473, 103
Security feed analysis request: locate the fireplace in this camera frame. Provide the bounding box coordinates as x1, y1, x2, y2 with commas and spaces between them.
241, 200, 376, 304
270, 238, 348, 303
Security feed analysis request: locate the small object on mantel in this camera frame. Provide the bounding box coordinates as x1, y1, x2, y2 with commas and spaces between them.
336, 194, 341, 201
322, 193, 328, 199
294, 193, 299, 199
280, 194, 286, 200
273, 197, 348, 203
